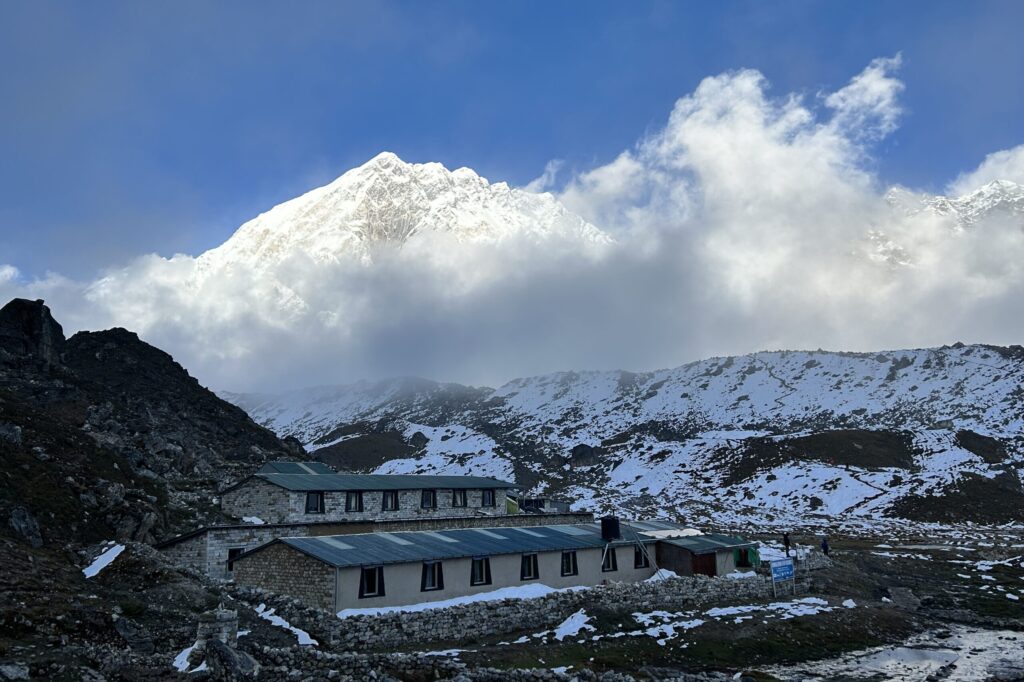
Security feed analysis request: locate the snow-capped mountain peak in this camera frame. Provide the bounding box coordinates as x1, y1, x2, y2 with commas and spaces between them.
886, 179, 1024, 229
196, 152, 611, 272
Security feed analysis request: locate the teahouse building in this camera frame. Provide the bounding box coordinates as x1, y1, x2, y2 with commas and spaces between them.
231, 520, 679, 611
220, 462, 518, 524
158, 461, 594, 579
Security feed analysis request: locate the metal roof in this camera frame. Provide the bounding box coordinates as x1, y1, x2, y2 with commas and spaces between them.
255, 472, 519, 492
257, 461, 336, 475
239, 521, 677, 569
660, 533, 756, 555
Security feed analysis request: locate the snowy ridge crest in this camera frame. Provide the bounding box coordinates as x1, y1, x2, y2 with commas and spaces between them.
197, 152, 611, 273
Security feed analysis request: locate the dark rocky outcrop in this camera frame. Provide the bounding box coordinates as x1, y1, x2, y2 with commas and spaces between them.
0, 299, 65, 366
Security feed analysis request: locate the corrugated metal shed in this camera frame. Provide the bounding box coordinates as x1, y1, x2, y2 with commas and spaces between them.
660, 533, 755, 555
257, 461, 336, 475
244, 522, 671, 568
255, 473, 518, 492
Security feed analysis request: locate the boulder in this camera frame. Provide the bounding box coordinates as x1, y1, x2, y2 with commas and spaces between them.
206, 639, 259, 679
7, 506, 42, 548
113, 615, 155, 654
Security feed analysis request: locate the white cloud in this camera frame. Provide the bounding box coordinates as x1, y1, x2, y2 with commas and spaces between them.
3, 56, 1023, 393
523, 159, 564, 193
949, 143, 1024, 195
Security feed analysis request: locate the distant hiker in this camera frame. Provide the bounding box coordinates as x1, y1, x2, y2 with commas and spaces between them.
821, 537, 830, 557
783, 532, 791, 557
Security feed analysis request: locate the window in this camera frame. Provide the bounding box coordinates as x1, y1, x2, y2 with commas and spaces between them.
421, 489, 437, 509
359, 566, 385, 598
481, 489, 496, 507
345, 491, 364, 512
421, 561, 444, 591
470, 557, 492, 586
227, 547, 244, 572
634, 545, 651, 569
560, 551, 578, 577
602, 547, 618, 572
520, 553, 539, 580
305, 491, 324, 514
452, 490, 467, 507
382, 490, 399, 511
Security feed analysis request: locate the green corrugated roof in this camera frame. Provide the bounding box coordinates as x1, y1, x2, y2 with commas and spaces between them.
256, 472, 519, 492
238, 521, 667, 569
660, 533, 755, 555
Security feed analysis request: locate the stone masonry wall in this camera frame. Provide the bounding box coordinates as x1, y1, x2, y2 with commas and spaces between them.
233, 542, 335, 611
221, 476, 510, 524
221, 477, 295, 523
158, 532, 207, 575
232, 571, 803, 652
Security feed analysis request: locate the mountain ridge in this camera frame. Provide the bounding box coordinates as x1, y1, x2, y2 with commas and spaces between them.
228, 342, 1024, 528
196, 151, 611, 275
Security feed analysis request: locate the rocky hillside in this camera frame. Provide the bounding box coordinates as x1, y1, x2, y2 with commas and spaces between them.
231, 344, 1024, 529
0, 298, 301, 550
0, 298, 313, 677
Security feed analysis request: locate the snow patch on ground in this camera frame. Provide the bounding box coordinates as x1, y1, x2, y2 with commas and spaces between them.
337, 583, 587, 619
242, 516, 265, 525
255, 603, 318, 646
552, 609, 594, 641
83, 543, 125, 578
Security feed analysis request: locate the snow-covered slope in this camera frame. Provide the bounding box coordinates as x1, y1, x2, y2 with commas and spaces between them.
229, 344, 1024, 529
197, 152, 610, 273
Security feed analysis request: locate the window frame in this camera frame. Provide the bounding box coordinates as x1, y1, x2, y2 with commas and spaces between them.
634, 545, 651, 569
345, 491, 364, 513
421, 489, 438, 509
560, 550, 579, 577
304, 491, 325, 515
420, 561, 445, 592
602, 547, 619, 573
481, 489, 496, 507
470, 557, 492, 586
452, 489, 468, 508
359, 565, 385, 598
381, 490, 400, 512
520, 553, 540, 581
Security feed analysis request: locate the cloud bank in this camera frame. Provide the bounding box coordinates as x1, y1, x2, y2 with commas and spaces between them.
2, 57, 1023, 392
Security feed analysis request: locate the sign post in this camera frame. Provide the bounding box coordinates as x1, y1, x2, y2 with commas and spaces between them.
770, 558, 796, 597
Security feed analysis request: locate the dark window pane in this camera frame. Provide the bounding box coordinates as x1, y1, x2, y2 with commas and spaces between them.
305, 492, 324, 514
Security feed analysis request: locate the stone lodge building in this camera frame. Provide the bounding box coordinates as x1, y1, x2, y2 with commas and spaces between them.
232, 519, 686, 611
220, 462, 518, 524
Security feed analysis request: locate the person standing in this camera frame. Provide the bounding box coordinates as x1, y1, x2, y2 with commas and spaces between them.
821, 536, 830, 557
783, 532, 791, 557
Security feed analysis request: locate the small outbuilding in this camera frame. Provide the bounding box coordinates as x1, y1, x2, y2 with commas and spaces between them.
655, 533, 759, 577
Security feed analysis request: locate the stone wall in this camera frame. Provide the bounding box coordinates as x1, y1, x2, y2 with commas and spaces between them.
233, 542, 336, 611
221, 476, 510, 524
221, 477, 295, 523
232, 571, 802, 652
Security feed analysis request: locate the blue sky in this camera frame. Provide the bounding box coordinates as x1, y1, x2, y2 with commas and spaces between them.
2, 0, 1023, 279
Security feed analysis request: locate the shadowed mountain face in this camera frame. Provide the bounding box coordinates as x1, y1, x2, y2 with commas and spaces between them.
231, 344, 1024, 527
0, 298, 300, 551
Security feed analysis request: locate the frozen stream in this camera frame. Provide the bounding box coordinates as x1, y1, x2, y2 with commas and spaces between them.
765, 625, 1024, 681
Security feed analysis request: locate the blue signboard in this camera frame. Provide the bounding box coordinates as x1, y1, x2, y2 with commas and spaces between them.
770, 558, 795, 582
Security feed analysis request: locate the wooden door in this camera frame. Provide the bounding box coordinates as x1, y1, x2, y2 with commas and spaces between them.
693, 552, 716, 577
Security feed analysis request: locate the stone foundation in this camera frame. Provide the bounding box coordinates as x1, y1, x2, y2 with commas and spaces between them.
232, 570, 813, 652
